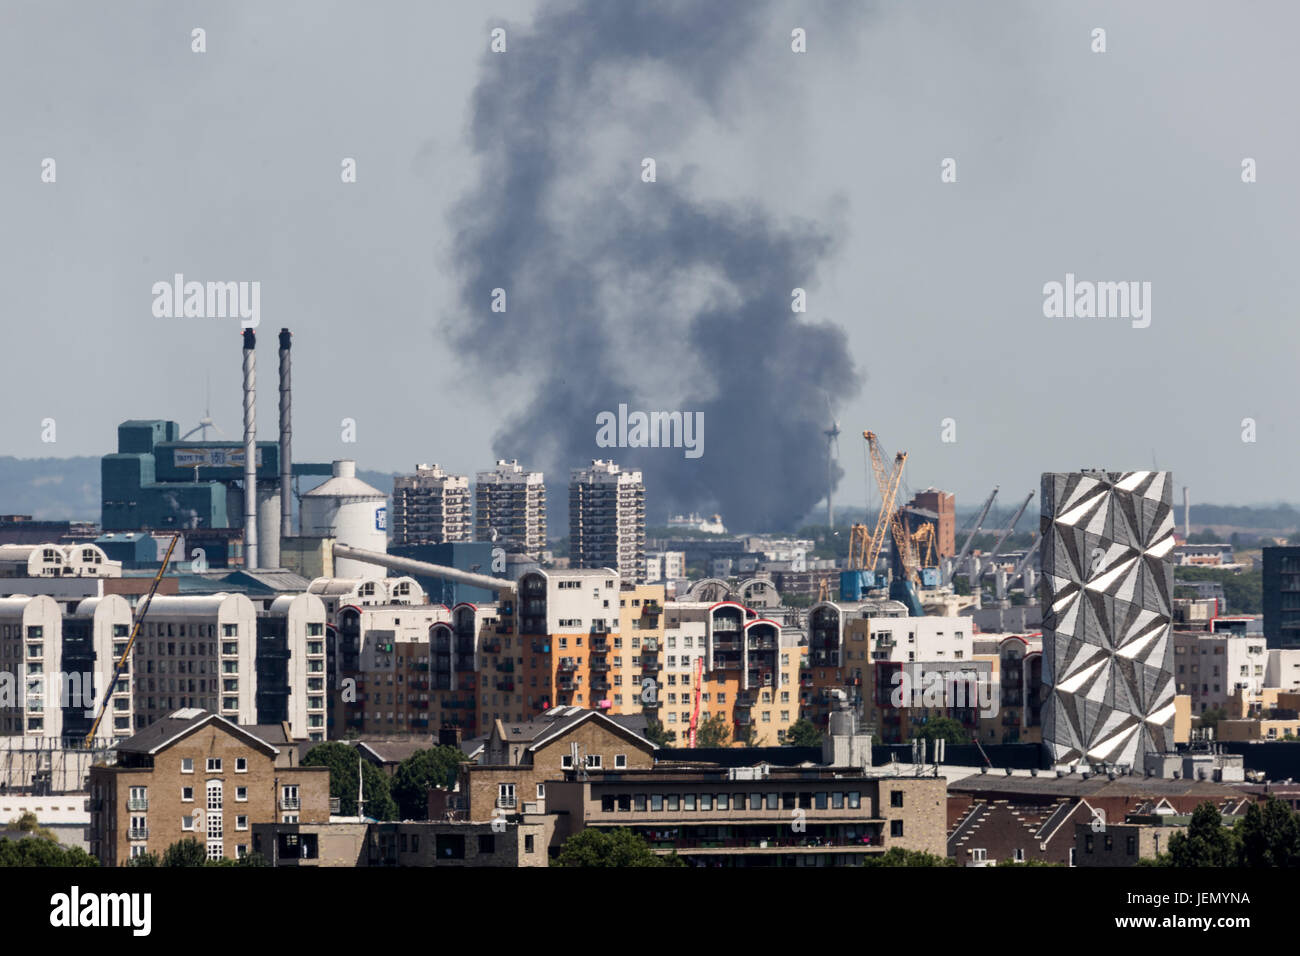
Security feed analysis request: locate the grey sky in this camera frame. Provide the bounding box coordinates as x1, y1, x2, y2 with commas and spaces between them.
3, 0, 1297, 525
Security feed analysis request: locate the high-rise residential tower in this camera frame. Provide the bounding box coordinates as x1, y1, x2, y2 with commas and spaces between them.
391, 464, 470, 546
474, 459, 547, 554
1041, 470, 1177, 768
569, 460, 645, 583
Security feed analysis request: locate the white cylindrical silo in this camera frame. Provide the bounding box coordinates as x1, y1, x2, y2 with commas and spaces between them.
300, 460, 388, 578
258, 488, 282, 569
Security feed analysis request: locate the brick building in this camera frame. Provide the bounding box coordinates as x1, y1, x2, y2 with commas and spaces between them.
87, 708, 329, 866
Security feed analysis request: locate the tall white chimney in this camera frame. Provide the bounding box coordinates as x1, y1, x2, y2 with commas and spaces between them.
242, 328, 259, 570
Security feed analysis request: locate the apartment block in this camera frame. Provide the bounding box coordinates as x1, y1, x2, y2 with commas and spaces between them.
392, 464, 471, 546
1264, 546, 1300, 649
63, 594, 137, 743
87, 709, 329, 866
645, 550, 686, 584
474, 459, 546, 554
546, 768, 947, 866
518, 569, 622, 712
1172, 630, 1267, 716
569, 460, 645, 583
252, 818, 553, 867
456, 706, 657, 822
254, 593, 328, 741
131, 594, 259, 729
0, 595, 70, 740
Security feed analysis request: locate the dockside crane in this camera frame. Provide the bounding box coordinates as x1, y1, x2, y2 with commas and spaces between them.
854, 431, 908, 582
988, 491, 1035, 562
944, 487, 999, 587
84, 533, 180, 747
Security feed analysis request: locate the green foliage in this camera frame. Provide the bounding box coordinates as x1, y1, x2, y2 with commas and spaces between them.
162, 837, 210, 867
861, 847, 955, 867
1165, 803, 1237, 867
8, 811, 55, 841
785, 718, 824, 748
553, 828, 684, 867
782, 592, 817, 608
996, 857, 1061, 867
0, 837, 99, 867
1235, 797, 1300, 867
953, 577, 972, 596
303, 742, 398, 819
917, 716, 969, 745
207, 852, 270, 867
695, 713, 731, 748
643, 719, 677, 747
125, 852, 160, 867
391, 746, 465, 820
1197, 706, 1228, 730
1174, 567, 1262, 614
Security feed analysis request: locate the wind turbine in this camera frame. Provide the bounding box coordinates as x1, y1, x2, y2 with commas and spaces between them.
181, 376, 225, 441
823, 394, 841, 529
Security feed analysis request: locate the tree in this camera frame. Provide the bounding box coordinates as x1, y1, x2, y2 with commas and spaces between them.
1197, 706, 1228, 731
785, 718, 823, 748
643, 719, 677, 747
695, 713, 731, 748
303, 742, 397, 819
162, 837, 210, 867
861, 847, 954, 867
0, 837, 98, 867
553, 828, 684, 867
1166, 802, 1237, 867
126, 852, 160, 867
8, 811, 55, 841
1235, 797, 1300, 867
996, 858, 1062, 867
917, 716, 969, 746
391, 746, 465, 820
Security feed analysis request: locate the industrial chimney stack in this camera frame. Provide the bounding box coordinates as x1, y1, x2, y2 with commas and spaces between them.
279, 328, 293, 540
242, 328, 259, 570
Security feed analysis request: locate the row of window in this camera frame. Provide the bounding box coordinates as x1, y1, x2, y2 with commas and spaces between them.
593, 790, 869, 812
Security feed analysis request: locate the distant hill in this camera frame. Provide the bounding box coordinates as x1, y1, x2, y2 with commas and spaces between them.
0, 456, 399, 525
0, 456, 101, 521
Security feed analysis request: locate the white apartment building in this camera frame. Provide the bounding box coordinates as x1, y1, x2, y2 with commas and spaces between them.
645, 551, 686, 583
0, 595, 66, 739
66, 594, 136, 743
1266, 649, 1300, 692
392, 464, 471, 546
132, 594, 259, 729
569, 460, 645, 583
1173, 631, 1268, 714
260, 593, 329, 741
0, 543, 122, 579
475, 459, 547, 554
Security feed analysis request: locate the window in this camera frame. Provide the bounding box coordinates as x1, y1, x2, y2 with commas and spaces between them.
890, 790, 904, 808
1014, 848, 1025, 862
478, 834, 496, 855
972, 848, 987, 862
235, 758, 247, 773
537, 783, 546, 800
524, 834, 535, 854
498, 783, 516, 808
614, 753, 628, 769
207, 781, 223, 811
585, 754, 602, 769
236, 816, 248, 831
206, 758, 222, 773
236, 787, 248, 802
182, 815, 194, 830
561, 754, 573, 769
890, 820, 904, 837
182, 786, 194, 802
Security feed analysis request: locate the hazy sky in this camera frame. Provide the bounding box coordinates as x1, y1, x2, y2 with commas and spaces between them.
3, 0, 1298, 526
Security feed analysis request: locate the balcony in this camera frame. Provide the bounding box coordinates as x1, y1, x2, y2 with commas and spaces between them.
590, 657, 610, 672
531, 642, 551, 654
496, 796, 517, 809
280, 797, 301, 811
640, 658, 661, 672
129, 828, 149, 841
127, 797, 148, 811
558, 658, 578, 671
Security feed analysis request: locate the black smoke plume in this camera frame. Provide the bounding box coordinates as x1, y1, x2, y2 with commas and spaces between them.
451, 1, 861, 532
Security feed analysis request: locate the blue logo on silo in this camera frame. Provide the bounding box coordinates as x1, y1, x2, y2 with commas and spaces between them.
375, 507, 387, 531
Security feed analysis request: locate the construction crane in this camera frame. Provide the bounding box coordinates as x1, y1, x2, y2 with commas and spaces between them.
84, 533, 180, 747
862, 431, 908, 579
912, 522, 938, 570
988, 491, 1034, 562
999, 535, 1041, 600
944, 487, 999, 587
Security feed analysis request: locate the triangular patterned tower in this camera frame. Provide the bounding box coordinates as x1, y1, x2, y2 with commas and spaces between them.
1041, 470, 1177, 766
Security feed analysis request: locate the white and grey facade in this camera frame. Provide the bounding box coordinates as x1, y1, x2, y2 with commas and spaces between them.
1041, 470, 1177, 767
569, 460, 645, 583
391, 463, 471, 547
474, 459, 547, 554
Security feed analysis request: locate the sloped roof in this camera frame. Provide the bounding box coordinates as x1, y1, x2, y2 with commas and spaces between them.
115, 710, 279, 756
